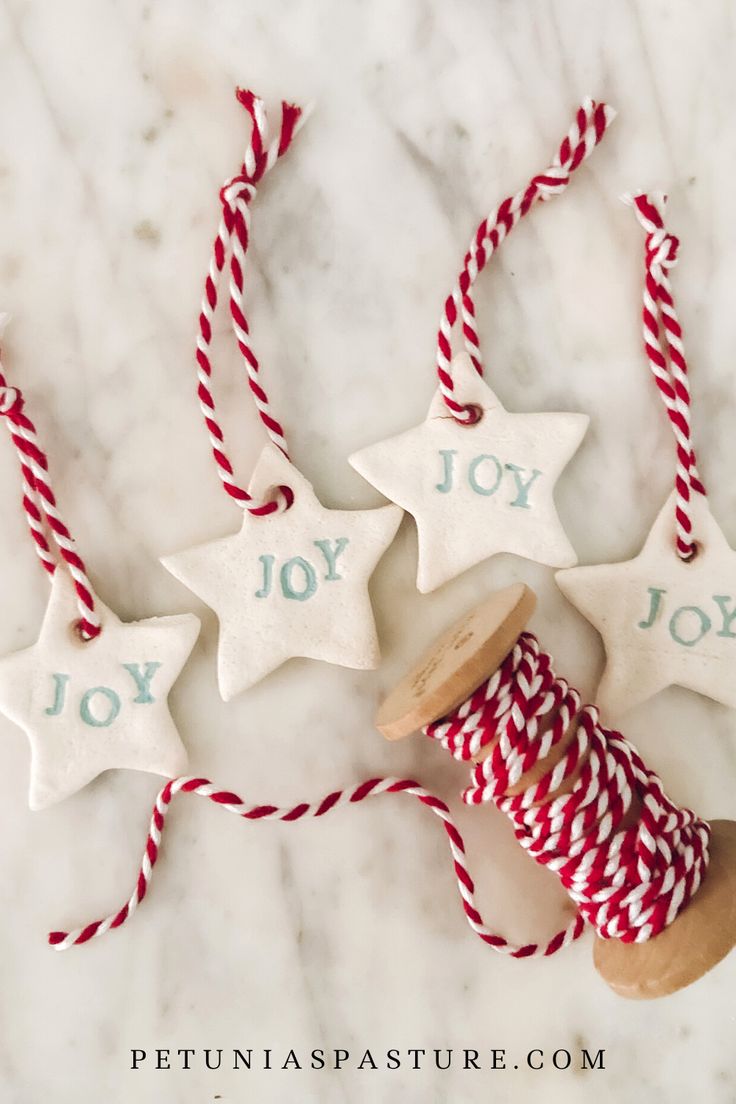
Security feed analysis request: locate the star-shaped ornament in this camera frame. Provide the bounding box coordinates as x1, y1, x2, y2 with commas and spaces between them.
557, 491, 736, 717
349, 353, 588, 592
0, 573, 200, 810
161, 445, 402, 699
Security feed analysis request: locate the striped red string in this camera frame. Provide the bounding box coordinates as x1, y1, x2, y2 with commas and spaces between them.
49, 632, 706, 952
426, 632, 708, 948
195, 89, 309, 516
436, 98, 616, 422
625, 193, 705, 560
0, 321, 100, 640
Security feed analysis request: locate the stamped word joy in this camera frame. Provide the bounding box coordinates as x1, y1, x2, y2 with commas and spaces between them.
255, 538, 349, 601
43, 662, 162, 727
638, 587, 736, 648
435, 450, 542, 508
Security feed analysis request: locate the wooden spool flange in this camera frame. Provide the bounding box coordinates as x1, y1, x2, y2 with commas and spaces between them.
376, 583, 736, 1000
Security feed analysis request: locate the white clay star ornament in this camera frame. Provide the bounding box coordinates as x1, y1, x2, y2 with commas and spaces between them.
350, 353, 587, 593
347, 100, 614, 592
162, 445, 402, 700
557, 492, 736, 717
0, 573, 200, 810
558, 191, 736, 719
163, 91, 400, 696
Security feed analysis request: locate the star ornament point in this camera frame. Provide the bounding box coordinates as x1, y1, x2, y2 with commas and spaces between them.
0, 573, 200, 811
161, 445, 402, 700
349, 353, 588, 592
557, 491, 736, 717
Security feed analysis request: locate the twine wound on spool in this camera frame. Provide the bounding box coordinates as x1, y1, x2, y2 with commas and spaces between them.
425, 630, 708, 949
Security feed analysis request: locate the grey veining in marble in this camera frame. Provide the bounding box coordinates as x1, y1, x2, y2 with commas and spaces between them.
1, 1, 735, 1100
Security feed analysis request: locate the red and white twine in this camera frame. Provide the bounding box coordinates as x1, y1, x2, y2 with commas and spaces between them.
0, 320, 100, 640
436, 98, 616, 423
195, 89, 309, 516
49, 632, 708, 953
625, 193, 705, 560
426, 632, 708, 949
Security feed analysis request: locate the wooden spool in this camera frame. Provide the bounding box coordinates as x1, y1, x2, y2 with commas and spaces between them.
376, 583, 736, 1000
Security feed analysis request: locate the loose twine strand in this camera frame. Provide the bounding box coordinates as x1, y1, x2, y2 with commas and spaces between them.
0, 321, 100, 639
436, 98, 616, 422
195, 89, 309, 516
49, 633, 707, 951
623, 192, 705, 561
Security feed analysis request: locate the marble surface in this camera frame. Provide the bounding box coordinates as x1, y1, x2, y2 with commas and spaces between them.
1, 0, 735, 1100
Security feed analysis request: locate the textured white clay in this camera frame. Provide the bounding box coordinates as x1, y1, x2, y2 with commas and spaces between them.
161, 445, 402, 700
0, 572, 200, 810
349, 353, 588, 593
557, 491, 736, 718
